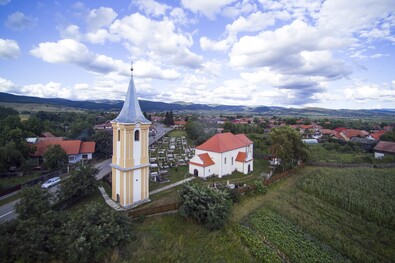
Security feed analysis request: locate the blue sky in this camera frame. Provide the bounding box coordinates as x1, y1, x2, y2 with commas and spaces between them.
0, 0, 394, 109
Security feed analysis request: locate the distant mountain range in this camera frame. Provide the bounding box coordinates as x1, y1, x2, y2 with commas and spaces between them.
0, 92, 394, 118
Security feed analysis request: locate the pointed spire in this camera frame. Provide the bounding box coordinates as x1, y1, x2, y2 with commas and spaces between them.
113, 63, 151, 124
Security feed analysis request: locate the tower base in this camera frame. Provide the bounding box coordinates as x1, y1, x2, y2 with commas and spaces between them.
122, 198, 151, 210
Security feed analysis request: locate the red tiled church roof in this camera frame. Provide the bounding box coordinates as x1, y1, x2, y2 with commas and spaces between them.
189, 153, 215, 167
235, 152, 247, 162
195, 132, 252, 153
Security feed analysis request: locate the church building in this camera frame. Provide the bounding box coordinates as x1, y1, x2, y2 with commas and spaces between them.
189, 132, 253, 178
110, 64, 151, 208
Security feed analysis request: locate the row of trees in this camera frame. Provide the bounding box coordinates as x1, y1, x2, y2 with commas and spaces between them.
0, 105, 116, 173
0, 163, 129, 262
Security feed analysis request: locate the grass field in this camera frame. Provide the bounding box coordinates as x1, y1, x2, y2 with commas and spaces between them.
167, 129, 187, 137
308, 144, 373, 163
116, 166, 395, 263
0, 102, 84, 113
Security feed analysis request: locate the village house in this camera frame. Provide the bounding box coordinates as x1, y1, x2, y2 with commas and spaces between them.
339, 129, 369, 141
173, 120, 187, 129
373, 141, 395, 159
188, 132, 253, 178
32, 139, 95, 165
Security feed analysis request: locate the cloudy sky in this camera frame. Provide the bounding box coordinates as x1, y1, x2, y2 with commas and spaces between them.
0, 0, 394, 109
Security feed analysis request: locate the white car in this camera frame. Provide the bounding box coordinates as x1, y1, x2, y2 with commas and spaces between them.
41, 177, 61, 189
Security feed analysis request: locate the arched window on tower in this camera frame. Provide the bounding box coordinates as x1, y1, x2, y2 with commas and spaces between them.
134, 130, 140, 141
117, 130, 120, 141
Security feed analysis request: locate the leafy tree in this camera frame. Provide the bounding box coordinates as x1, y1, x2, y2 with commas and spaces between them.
269, 126, 310, 171
164, 111, 175, 126
13, 211, 62, 262
15, 185, 51, 220
0, 203, 130, 263
43, 144, 68, 171
58, 162, 98, 202
380, 130, 395, 142
223, 121, 236, 133
179, 183, 231, 230
24, 115, 45, 136
92, 130, 112, 158
0, 142, 24, 171
58, 204, 132, 263
0, 105, 18, 121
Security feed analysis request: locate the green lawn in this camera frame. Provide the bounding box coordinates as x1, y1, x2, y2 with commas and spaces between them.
0, 173, 44, 191
119, 215, 255, 263
149, 166, 191, 191
167, 129, 187, 137
308, 144, 373, 163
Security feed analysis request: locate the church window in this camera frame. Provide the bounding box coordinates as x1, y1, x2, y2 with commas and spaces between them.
224, 157, 227, 164
117, 130, 120, 141
231, 157, 234, 165
135, 130, 140, 141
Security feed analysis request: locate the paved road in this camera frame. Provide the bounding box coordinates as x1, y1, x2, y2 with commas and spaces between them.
150, 123, 173, 146
0, 159, 113, 224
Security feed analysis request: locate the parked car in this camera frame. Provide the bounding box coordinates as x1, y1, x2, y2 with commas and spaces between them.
41, 177, 61, 189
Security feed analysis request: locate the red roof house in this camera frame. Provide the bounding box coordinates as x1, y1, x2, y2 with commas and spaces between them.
33, 140, 96, 164
369, 130, 388, 141
373, 141, 395, 158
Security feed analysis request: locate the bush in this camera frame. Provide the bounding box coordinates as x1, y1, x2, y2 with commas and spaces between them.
179, 183, 232, 230
227, 188, 241, 203
254, 180, 268, 195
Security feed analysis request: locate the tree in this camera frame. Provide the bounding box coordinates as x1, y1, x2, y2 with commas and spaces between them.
269, 126, 310, 171
92, 130, 112, 158
43, 144, 68, 171
164, 111, 175, 126
15, 185, 51, 220
58, 204, 132, 263
0, 142, 24, 171
380, 130, 395, 142
179, 183, 231, 230
24, 115, 45, 136
58, 162, 98, 203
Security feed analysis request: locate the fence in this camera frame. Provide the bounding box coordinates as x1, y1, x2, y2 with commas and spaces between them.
128, 202, 180, 218
307, 161, 395, 168
0, 168, 68, 198
126, 167, 301, 219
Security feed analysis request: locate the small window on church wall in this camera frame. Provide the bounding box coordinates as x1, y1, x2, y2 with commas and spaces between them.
135, 130, 140, 141
117, 130, 120, 141
232, 157, 234, 165
224, 157, 227, 164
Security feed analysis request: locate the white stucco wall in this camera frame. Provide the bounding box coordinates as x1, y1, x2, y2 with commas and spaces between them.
374, 152, 385, 159
190, 144, 254, 178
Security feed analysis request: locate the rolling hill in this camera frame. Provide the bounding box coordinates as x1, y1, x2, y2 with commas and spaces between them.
0, 92, 394, 118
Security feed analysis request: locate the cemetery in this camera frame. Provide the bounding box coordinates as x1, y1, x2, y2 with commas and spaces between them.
148, 131, 194, 190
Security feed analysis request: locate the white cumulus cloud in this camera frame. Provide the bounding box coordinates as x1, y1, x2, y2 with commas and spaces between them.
0, 38, 21, 59
181, 0, 236, 19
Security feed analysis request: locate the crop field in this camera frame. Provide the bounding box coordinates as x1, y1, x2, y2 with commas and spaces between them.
297, 167, 395, 229
243, 208, 347, 263
117, 166, 395, 262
